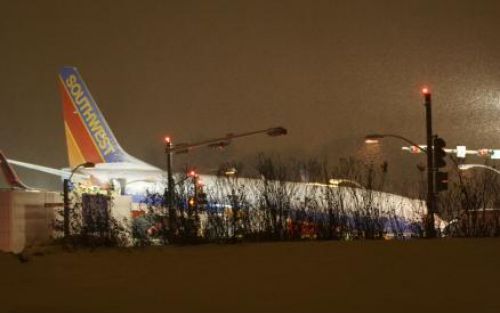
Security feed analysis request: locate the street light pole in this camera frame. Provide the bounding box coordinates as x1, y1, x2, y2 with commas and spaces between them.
365, 89, 437, 238
168, 126, 287, 154
163, 127, 287, 241
164, 137, 176, 241
365, 133, 426, 153
423, 88, 437, 238
364, 89, 438, 237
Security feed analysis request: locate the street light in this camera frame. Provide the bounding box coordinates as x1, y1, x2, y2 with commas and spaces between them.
458, 164, 500, 176
364, 138, 380, 144
365, 134, 427, 153
166, 126, 288, 154
63, 161, 95, 237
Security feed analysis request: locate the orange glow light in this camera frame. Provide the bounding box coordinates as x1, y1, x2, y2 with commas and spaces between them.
478, 149, 491, 157
164, 136, 171, 143
421, 87, 430, 95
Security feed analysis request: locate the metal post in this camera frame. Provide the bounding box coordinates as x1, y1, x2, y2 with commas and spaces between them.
193, 174, 199, 239
424, 92, 436, 238
165, 139, 176, 240
63, 178, 70, 237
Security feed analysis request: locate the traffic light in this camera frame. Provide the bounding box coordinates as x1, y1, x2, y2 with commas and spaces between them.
435, 171, 448, 192
433, 136, 447, 168
433, 136, 448, 192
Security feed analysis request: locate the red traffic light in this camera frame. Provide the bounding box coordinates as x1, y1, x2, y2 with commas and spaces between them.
164, 136, 171, 143
188, 170, 196, 177
421, 86, 431, 103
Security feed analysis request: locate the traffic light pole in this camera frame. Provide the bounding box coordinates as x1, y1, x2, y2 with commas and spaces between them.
424, 92, 437, 238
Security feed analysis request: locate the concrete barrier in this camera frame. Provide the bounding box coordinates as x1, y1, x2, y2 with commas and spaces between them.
0, 189, 62, 253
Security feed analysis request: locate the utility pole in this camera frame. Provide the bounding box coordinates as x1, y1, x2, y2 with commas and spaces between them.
423, 88, 436, 238
165, 137, 176, 241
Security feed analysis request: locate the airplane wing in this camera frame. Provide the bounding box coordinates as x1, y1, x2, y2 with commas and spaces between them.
6, 159, 89, 180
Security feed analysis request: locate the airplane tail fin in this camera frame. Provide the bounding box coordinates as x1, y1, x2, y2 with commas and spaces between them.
0, 151, 30, 189
58, 67, 130, 168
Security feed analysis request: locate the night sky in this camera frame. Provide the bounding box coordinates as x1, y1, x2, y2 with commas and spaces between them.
2, 0, 500, 190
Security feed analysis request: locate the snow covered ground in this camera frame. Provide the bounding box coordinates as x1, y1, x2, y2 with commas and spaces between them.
1, 239, 499, 313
